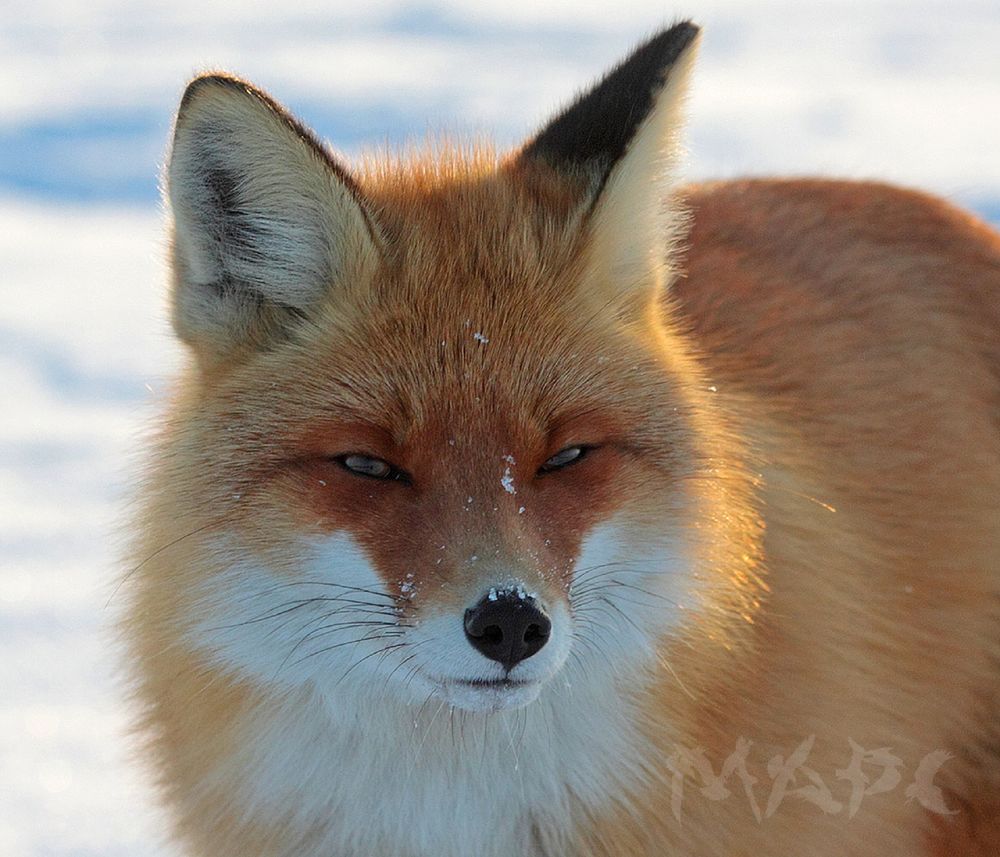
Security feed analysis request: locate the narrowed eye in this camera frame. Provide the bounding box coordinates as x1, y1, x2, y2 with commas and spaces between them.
337, 454, 408, 483
538, 445, 589, 475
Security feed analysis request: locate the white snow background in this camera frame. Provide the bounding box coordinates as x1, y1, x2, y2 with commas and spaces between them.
1, 1, 998, 854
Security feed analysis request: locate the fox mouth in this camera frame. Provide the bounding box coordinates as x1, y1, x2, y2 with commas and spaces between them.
416, 670, 543, 712
453, 677, 532, 689
422, 672, 536, 691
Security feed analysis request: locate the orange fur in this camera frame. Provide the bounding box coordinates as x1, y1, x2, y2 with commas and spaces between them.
125, 30, 1000, 857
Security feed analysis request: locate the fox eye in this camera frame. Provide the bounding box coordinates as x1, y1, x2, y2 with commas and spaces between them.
337, 454, 404, 482
538, 446, 588, 474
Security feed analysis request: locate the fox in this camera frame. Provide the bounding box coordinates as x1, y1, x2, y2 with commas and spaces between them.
123, 19, 1000, 857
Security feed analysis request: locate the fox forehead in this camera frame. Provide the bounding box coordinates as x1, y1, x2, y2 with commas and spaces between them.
325, 153, 597, 339
215, 301, 669, 472
356, 146, 587, 268
223, 262, 664, 453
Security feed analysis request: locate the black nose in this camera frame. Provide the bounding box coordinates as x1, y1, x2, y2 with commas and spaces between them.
464, 590, 551, 671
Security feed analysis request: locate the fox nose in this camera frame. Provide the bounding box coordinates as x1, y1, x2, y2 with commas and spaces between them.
464, 590, 551, 671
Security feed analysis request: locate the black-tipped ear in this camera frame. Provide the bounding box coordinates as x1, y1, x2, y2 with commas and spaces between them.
519, 22, 699, 194
517, 23, 701, 298
166, 74, 377, 362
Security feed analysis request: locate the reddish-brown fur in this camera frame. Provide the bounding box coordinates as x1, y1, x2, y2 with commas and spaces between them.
126, 53, 1000, 855
567, 179, 1000, 854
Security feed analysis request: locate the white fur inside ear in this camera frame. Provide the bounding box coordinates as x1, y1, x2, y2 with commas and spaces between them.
166, 77, 375, 349
587, 36, 699, 296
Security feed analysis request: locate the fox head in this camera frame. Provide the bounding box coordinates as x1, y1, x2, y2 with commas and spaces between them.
146, 22, 760, 717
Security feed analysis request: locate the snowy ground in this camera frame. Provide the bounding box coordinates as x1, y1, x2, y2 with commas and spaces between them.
2, 2, 998, 855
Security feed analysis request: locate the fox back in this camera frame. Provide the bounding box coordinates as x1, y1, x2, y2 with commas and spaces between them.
125, 22, 1000, 857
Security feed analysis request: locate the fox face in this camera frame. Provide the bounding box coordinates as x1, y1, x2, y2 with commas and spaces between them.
146, 22, 759, 719
175, 257, 704, 713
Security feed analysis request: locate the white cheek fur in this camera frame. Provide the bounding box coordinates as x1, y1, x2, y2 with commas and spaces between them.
569, 519, 696, 668
185, 532, 406, 691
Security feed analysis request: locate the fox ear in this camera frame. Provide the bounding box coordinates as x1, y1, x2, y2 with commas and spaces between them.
517, 23, 700, 300
166, 74, 377, 361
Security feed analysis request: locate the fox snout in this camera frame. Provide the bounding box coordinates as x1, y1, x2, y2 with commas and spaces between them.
463, 588, 552, 671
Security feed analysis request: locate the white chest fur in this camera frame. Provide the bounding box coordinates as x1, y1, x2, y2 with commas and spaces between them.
205, 669, 649, 857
